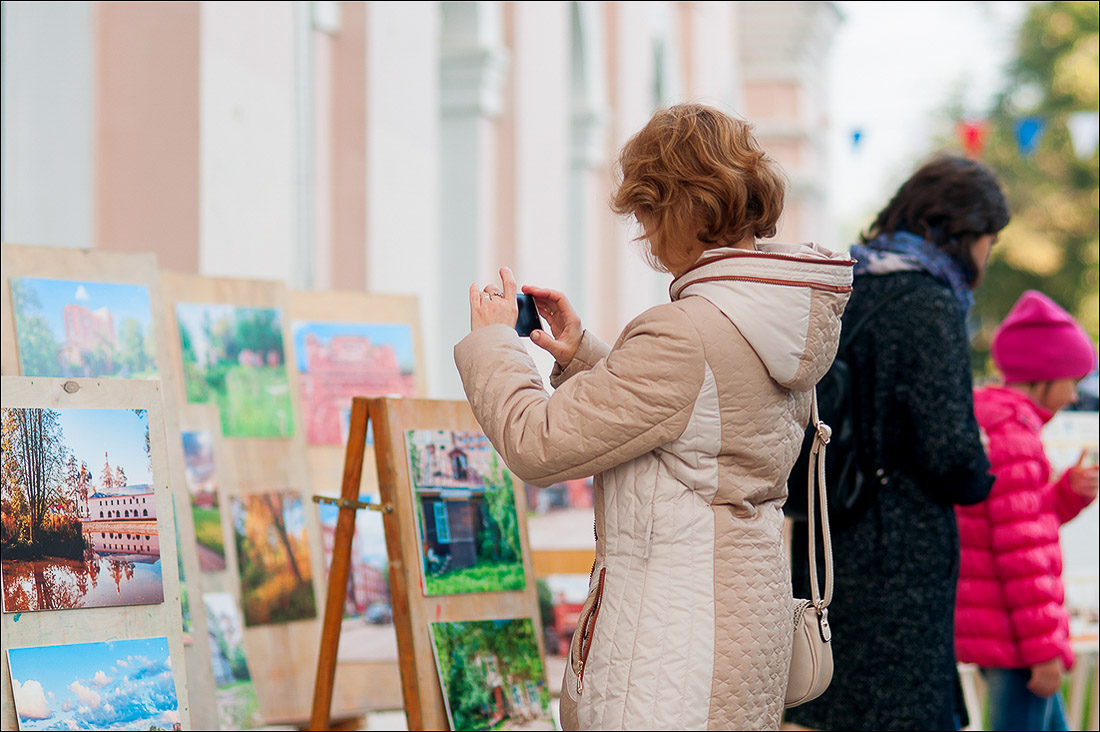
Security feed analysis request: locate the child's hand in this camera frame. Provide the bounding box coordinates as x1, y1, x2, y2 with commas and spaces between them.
1027, 658, 1064, 698
1066, 449, 1100, 499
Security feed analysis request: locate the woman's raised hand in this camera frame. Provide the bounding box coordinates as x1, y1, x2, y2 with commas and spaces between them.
469, 268, 519, 331
522, 284, 583, 367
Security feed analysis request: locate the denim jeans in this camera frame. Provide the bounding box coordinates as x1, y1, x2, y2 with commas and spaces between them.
981, 667, 1069, 732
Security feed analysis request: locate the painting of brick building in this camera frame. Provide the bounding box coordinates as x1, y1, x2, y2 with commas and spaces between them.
292, 321, 418, 445
11, 277, 158, 379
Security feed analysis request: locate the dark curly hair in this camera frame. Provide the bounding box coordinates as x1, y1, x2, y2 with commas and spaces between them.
862, 154, 1010, 283
611, 104, 786, 273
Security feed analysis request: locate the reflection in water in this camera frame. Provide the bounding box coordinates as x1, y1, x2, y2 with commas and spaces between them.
1, 551, 163, 612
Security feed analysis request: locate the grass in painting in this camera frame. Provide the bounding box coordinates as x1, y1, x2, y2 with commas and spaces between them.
425, 561, 527, 596
191, 506, 225, 557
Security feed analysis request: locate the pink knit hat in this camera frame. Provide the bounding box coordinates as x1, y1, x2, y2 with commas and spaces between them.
991, 290, 1097, 383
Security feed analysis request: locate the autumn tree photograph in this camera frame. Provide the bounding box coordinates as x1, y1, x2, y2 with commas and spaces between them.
1, 407, 162, 612
231, 491, 317, 626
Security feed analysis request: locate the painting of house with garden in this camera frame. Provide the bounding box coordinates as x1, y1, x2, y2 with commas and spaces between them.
429, 618, 552, 731
406, 430, 525, 596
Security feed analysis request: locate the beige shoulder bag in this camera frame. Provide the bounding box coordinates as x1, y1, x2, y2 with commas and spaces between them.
785, 390, 835, 708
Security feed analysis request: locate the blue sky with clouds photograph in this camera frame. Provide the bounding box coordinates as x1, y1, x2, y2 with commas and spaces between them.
8, 637, 180, 730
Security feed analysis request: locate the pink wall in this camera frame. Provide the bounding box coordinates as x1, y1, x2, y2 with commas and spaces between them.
94, 1, 200, 273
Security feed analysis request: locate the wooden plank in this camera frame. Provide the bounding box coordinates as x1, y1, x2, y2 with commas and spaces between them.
310, 399, 371, 730
531, 549, 596, 576
159, 271, 323, 725
0, 377, 191, 730
0, 243, 219, 729
369, 397, 546, 730
289, 288, 425, 714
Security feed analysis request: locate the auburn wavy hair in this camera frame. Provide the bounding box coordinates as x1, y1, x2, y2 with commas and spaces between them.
611, 104, 786, 273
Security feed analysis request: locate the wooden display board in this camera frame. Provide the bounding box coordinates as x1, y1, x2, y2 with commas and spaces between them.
160, 272, 326, 725
0, 377, 191, 730
289, 290, 426, 714
316, 397, 546, 730
0, 244, 218, 729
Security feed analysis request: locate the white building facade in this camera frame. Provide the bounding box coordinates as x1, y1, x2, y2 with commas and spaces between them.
1, 1, 842, 399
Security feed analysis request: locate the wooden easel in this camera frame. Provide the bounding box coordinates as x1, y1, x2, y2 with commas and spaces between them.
309, 397, 545, 731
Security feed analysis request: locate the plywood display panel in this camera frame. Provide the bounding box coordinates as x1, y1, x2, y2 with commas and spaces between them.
0, 243, 218, 729
289, 290, 427, 714
160, 272, 326, 725
368, 397, 546, 730
0, 377, 191, 730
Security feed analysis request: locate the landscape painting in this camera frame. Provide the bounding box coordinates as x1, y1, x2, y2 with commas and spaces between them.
203, 592, 262, 730
231, 491, 317, 626
7, 636, 181, 731
429, 618, 552, 731
406, 430, 525, 596
293, 320, 418, 445
317, 493, 396, 662
1, 407, 164, 612
10, 277, 158, 380
181, 430, 226, 571
175, 303, 294, 438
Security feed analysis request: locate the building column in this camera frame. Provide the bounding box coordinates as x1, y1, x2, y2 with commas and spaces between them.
436, 1, 508, 399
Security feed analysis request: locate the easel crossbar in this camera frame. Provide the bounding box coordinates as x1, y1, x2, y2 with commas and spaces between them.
311, 495, 393, 513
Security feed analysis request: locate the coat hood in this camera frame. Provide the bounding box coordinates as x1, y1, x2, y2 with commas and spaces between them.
670, 242, 854, 391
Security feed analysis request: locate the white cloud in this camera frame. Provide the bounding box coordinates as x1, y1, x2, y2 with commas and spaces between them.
48, 692, 56, 701
103, 702, 114, 714
116, 658, 129, 668
77, 706, 89, 716
92, 670, 112, 687
12, 679, 51, 720
64, 719, 80, 730
68, 681, 100, 709
165, 655, 172, 668
162, 709, 182, 725
74, 285, 89, 301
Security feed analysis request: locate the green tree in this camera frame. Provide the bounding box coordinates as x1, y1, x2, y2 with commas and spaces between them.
4, 408, 68, 546
119, 316, 150, 375
482, 454, 520, 562
9, 279, 61, 376
970, 1, 1099, 372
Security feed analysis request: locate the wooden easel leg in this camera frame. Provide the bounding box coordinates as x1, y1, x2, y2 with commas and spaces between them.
309, 397, 371, 731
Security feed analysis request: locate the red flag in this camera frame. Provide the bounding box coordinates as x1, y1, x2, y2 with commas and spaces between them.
956, 120, 990, 159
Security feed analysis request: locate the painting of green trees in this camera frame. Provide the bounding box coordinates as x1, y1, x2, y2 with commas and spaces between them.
10, 277, 158, 379
176, 303, 295, 438
430, 618, 552, 731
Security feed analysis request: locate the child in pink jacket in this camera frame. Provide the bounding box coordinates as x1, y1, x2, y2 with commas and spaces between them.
955, 290, 1099, 731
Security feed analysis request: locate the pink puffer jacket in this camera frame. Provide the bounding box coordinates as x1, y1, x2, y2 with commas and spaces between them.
954, 385, 1093, 670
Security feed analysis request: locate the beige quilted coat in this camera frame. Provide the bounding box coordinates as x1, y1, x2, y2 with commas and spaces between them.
454, 244, 853, 730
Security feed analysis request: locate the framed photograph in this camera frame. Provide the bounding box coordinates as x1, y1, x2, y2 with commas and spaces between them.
2, 407, 164, 612
231, 491, 317, 626
293, 321, 419, 446
9, 277, 158, 380
7, 637, 180, 731
202, 593, 262, 730
405, 430, 526, 596
180, 430, 226, 572
175, 303, 295, 438
429, 618, 553, 731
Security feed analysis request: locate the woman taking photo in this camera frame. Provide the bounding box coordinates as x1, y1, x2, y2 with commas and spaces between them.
454, 104, 853, 731
787, 154, 1011, 730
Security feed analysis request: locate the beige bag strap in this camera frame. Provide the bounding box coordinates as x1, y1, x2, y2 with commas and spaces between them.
806, 389, 834, 611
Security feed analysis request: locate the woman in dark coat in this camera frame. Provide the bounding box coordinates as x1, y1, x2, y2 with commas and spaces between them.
788, 155, 1011, 730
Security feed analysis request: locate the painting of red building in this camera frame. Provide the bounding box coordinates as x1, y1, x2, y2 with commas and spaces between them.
293, 321, 418, 445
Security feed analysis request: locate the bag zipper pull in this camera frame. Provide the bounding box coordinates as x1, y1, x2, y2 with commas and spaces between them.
576, 660, 584, 695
